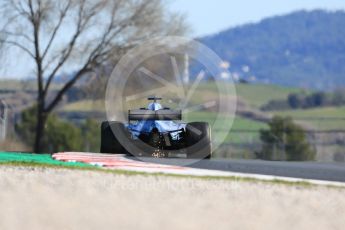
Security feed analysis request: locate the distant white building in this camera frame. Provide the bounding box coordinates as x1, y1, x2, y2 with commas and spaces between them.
219, 61, 230, 69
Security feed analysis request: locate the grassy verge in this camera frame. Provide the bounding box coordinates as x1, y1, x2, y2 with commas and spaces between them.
235, 83, 301, 108
272, 106, 345, 130
59, 83, 301, 112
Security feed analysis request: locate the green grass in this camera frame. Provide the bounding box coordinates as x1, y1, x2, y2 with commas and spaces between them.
60, 82, 300, 112
272, 106, 345, 130
0, 79, 62, 91
62, 100, 105, 112
227, 116, 268, 143
235, 83, 301, 108
194, 81, 299, 108
0, 152, 94, 168
184, 111, 267, 144
0, 79, 34, 90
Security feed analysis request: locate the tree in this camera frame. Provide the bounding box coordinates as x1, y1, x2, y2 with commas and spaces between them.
16, 107, 103, 153
81, 118, 100, 152
257, 116, 315, 161
0, 0, 187, 152
288, 93, 304, 109
333, 88, 345, 105
16, 106, 83, 152
312, 92, 327, 107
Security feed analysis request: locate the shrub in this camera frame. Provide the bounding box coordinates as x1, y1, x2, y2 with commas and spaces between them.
16, 107, 83, 153
257, 116, 315, 161
81, 119, 101, 152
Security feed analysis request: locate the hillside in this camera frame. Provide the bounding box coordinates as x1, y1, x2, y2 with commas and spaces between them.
200, 10, 345, 90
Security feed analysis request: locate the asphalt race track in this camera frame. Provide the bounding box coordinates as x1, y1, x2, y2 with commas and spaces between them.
191, 159, 345, 182
131, 157, 345, 183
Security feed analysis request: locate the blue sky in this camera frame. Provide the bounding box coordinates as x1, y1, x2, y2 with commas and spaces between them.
170, 0, 345, 36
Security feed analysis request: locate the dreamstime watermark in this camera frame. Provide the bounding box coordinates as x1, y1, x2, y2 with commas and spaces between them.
105, 36, 237, 165
98, 177, 241, 192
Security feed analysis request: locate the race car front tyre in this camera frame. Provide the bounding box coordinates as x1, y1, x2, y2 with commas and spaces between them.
185, 122, 212, 159
100, 121, 129, 154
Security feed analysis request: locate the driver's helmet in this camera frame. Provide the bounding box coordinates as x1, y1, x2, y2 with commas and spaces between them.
148, 102, 162, 111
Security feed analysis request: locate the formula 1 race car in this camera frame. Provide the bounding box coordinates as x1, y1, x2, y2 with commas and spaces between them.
100, 97, 212, 159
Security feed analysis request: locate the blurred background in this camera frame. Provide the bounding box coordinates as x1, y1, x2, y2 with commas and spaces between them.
0, 0, 345, 162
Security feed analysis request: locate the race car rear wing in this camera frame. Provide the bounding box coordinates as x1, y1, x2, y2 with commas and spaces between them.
128, 109, 182, 121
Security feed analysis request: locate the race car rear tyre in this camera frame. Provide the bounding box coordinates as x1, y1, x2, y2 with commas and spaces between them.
185, 122, 212, 159
100, 121, 129, 154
